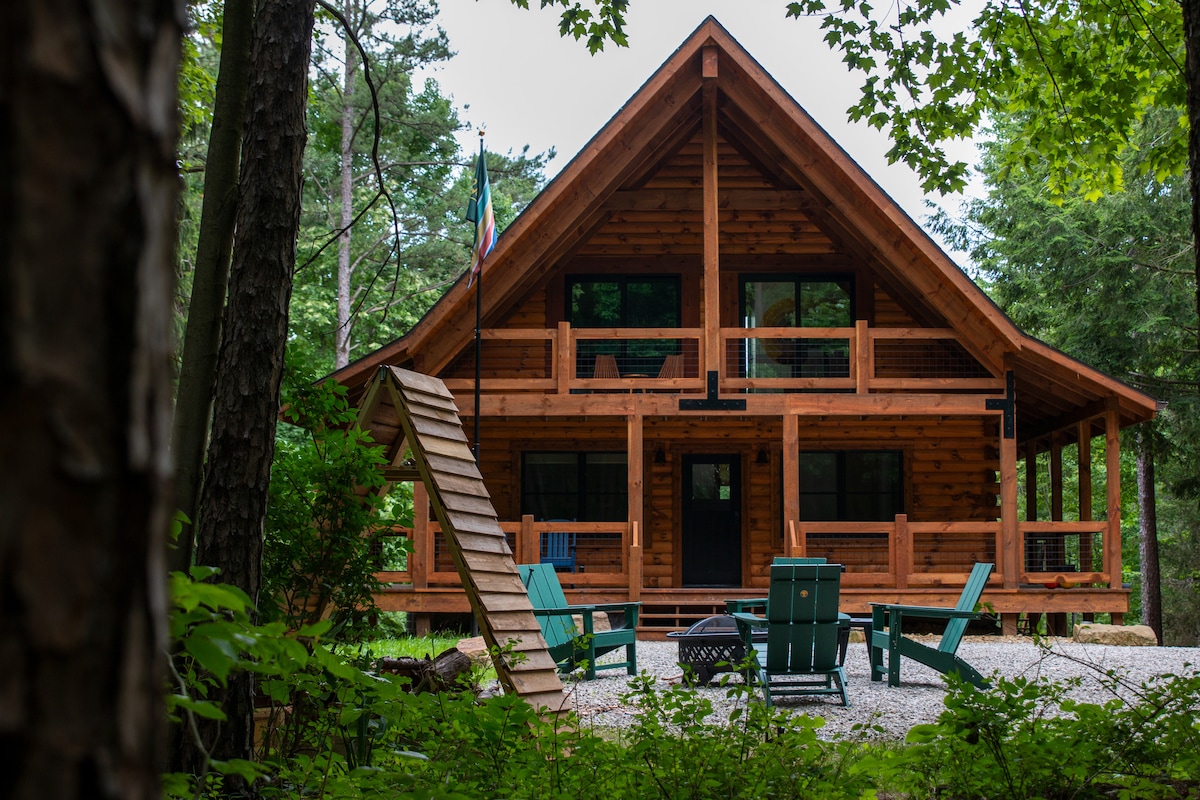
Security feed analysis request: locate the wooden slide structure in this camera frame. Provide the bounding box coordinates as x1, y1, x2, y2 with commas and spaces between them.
356, 366, 569, 713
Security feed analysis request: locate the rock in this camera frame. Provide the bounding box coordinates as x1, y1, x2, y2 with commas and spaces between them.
570, 611, 611, 633
1072, 623, 1158, 646
456, 635, 493, 666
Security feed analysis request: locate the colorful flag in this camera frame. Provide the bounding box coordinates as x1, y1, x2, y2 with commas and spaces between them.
465, 142, 495, 288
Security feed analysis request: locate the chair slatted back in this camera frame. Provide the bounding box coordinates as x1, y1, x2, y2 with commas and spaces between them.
656, 353, 684, 379
519, 564, 576, 648
772, 557, 826, 565
764, 563, 842, 673
540, 528, 576, 571
593, 354, 619, 379
938, 562, 994, 654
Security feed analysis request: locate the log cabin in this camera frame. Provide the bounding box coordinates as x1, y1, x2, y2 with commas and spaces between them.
331, 17, 1158, 637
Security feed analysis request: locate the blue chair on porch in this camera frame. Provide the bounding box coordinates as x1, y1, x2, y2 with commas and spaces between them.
540, 522, 577, 573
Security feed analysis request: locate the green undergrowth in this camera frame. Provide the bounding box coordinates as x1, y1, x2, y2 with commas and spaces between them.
167, 573, 1200, 799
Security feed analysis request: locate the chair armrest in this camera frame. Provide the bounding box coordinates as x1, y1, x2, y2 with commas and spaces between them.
869, 603, 980, 619
725, 597, 768, 613
730, 611, 767, 628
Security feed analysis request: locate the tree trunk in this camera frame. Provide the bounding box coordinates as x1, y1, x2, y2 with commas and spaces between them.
183, 0, 317, 790
0, 1, 178, 797
336, 0, 358, 369
170, 0, 255, 572
1136, 429, 1163, 643
1185, 0, 1200, 382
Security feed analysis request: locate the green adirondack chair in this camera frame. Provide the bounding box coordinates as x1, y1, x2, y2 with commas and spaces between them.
518, 563, 639, 680
869, 562, 994, 688
732, 563, 849, 707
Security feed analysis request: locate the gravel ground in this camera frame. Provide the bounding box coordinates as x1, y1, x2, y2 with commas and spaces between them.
561, 637, 1200, 740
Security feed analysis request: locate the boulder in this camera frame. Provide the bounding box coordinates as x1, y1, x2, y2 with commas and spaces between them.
1072, 623, 1158, 646
455, 635, 493, 666
570, 611, 611, 633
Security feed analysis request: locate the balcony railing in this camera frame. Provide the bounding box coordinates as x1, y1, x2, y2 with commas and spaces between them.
439, 321, 1003, 395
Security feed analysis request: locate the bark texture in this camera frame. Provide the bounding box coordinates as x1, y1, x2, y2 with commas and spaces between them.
1186, 0, 1200, 374
1136, 430, 1163, 643
0, 0, 179, 797
186, 0, 317, 787
171, 0, 254, 572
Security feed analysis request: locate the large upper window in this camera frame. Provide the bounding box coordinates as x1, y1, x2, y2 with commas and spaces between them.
740, 276, 853, 379
800, 450, 903, 521
521, 452, 628, 522
568, 276, 681, 376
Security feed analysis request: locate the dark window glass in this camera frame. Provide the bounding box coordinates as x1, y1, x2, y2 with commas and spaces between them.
800, 450, 902, 521
568, 276, 681, 375
522, 452, 628, 522
740, 276, 853, 379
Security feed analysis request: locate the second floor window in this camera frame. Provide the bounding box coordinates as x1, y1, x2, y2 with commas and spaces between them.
568, 276, 681, 377
740, 276, 853, 379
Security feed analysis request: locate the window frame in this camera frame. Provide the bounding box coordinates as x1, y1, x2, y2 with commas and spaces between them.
520, 451, 629, 522
798, 449, 904, 522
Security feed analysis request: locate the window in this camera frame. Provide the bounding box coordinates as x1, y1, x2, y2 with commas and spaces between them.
568, 276, 680, 376
740, 276, 853, 379
521, 452, 628, 521
800, 450, 902, 521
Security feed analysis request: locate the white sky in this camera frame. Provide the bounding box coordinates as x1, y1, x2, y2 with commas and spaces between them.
418, 0, 982, 265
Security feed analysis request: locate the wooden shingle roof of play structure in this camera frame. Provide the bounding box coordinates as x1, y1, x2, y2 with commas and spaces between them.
356, 366, 569, 713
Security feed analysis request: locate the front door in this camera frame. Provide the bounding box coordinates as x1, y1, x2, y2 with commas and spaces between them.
681, 454, 742, 586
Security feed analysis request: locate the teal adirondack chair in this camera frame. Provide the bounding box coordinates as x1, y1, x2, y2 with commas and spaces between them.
732, 563, 848, 707
869, 562, 994, 688
518, 563, 639, 680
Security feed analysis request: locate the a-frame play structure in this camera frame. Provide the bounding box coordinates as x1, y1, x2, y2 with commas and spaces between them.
357, 366, 569, 713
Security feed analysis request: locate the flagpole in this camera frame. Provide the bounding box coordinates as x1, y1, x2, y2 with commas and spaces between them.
473, 133, 484, 463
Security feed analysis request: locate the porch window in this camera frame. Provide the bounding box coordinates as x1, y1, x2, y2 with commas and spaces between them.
739, 276, 853, 379
521, 452, 628, 522
799, 450, 902, 521
567, 275, 680, 377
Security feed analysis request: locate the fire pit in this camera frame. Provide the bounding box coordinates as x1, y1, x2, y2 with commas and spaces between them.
667, 615, 765, 686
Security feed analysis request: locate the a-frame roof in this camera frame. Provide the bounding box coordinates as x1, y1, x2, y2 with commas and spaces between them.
331, 16, 1157, 436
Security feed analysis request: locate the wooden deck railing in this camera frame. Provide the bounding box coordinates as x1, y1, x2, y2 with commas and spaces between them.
376, 514, 1111, 596
438, 321, 1005, 395
787, 516, 1113, 589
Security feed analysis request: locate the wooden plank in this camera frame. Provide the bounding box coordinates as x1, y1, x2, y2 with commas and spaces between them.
438, 490, 500, 518
408, 413, 471, 443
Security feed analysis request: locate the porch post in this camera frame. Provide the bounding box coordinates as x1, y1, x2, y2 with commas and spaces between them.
627, 413, 644, 602
1104, 405, 1122, 607
1077, 421, 1094, 576
999, 416, 1020, 591
412, 480, 430, 590
1024, 439, 1038, 523
783, 413, 799, 554
1050, 432, 1064, 522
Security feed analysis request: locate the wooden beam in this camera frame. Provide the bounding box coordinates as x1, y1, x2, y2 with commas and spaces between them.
1050, 432, 1063, 522
1104, 405, 1122, 588
460, 391, 1007, 418
702, 78, 720, 374
628, 412, 644, 559
783, 413, 799, 540
1000, 411, 1020, 590
1078, 420, 1092, 522
1025, 439, 1038, 523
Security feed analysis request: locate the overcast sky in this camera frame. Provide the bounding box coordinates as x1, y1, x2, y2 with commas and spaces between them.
416, 0, 982, 264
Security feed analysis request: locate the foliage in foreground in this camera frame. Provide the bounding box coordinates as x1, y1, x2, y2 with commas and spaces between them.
167, 570, 1200, 800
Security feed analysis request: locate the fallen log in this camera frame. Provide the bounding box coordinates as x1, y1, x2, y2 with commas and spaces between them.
376, 647, 475, 693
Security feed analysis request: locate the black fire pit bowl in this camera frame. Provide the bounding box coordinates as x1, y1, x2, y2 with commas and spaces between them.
666, 614, 764, 686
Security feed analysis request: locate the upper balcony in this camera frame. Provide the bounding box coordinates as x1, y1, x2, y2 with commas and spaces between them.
440, 320, 1005, 396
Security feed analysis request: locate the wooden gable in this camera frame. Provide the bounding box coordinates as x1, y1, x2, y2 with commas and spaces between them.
331, 17, 1156, 437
